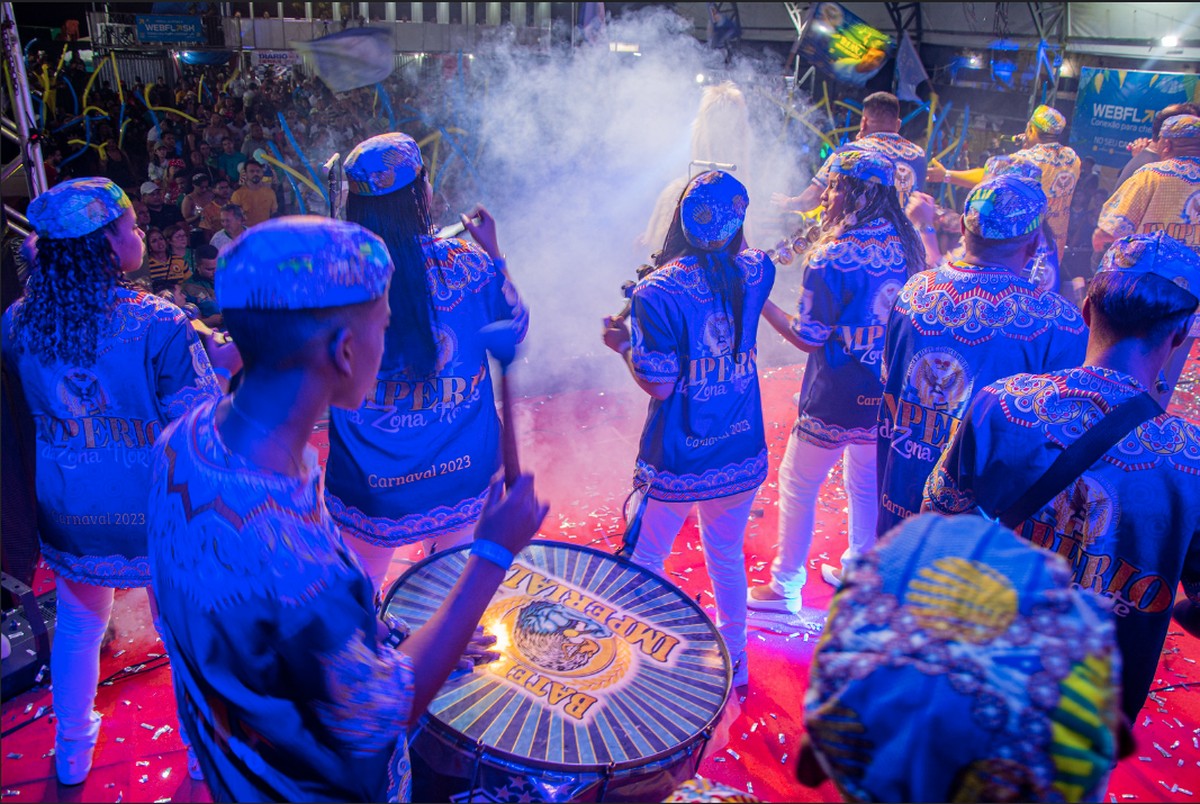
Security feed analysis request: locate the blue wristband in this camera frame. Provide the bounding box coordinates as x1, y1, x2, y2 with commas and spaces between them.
471, 539, 515, 570
213, 366, 232, 382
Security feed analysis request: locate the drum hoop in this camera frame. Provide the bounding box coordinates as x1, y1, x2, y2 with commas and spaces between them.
385, 538, 732, 775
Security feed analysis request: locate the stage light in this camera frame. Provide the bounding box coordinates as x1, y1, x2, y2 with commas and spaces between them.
696, 73, 706, 83
968, 54, 980, 67
1161, 35, 1180, 48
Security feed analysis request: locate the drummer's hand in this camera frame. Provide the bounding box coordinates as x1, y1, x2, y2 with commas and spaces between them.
926, 157, 947, 184
474, 474, 548, 557
602, 315, 631, 355
905, 191, 937, 228
771, 191, 797, 211
457, 625, 500, 670
461, 205, 501, 262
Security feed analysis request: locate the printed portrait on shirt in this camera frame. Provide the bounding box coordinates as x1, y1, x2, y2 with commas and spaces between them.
904, 347, 971, 412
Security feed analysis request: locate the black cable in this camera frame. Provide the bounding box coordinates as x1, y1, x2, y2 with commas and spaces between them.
0, 655, 170, 738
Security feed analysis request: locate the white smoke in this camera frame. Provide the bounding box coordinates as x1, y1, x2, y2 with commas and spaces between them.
436, 6, 815, 396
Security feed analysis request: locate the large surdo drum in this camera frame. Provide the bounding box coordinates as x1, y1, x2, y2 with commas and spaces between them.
384, 540, 731, 802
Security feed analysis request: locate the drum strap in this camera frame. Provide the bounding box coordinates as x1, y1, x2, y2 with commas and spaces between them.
992, 391, 1161, 530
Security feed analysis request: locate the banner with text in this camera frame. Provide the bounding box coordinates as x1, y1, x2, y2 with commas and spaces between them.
1071, 67, 1200, 168
253, 51, 302, 67
136, 14, 204, 44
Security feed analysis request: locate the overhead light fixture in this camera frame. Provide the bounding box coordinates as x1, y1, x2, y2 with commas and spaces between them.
696, 73, 706, 83
1161, 34, 1180, 48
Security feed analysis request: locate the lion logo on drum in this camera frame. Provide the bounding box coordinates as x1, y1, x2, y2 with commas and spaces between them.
513, 600, 613, 674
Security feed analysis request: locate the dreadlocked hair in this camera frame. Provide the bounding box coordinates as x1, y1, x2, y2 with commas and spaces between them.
655, 193, 747, 356
814, 174, 926, 276
14, 224, 123, 367
346, 169, 441, 378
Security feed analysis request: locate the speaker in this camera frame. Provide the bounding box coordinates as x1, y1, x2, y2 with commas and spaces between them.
1, 573, 56, 699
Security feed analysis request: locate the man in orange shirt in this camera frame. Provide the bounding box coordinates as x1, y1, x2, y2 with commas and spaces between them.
230, 162, 278, 227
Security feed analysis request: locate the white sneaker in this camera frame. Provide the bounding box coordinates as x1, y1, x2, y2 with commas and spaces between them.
821, 563, 843, 589
55, 711, 101, 785
747, 585, 802, 614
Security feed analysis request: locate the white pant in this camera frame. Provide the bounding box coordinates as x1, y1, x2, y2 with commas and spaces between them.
53, 578, 116, 742
629, 488, 756, 659
343, 523, 476, 592
769, 431, 878, 599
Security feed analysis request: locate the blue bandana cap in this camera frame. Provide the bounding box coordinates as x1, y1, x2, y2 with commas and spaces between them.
680, 170, 748, 251
1097, 231, 1200, 306
963, 176, 1046, 240
1159, 114, 1200, 141
983, 154, 1043, 183
344, 132, 423, 196
216, 216, 393, 310
828, 149, 894, 187
27, 177, 132, 239
1030, 104, 1066, 136
806, 514, 1120, 803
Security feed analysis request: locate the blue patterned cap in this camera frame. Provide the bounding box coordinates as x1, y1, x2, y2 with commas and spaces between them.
963, 176, 1046, 239
344, 132, 423, 196
1030, 104, 1066, 136
26, 177, 132, 239
1097, 231, 1200, 305
1159, 114, 1200, 140
216, 216, 393, 310
680, 171, 748, 251
982, 154, 1043, 182
828, 149, 894, 186
806, 514, 1120, 803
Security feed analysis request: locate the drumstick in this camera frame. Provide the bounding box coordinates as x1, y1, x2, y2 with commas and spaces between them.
479, 321, 521, 488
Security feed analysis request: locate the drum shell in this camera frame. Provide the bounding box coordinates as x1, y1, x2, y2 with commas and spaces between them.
386, 541, 730, 804
409, 718, 706, 802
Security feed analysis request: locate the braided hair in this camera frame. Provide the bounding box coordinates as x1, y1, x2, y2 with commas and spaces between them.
813, 174, 926, 276
13, 224, 123, 367
346, 168, 441, 378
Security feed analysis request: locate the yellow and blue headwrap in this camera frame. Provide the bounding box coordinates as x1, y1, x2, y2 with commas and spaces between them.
806, 514, 1121, 803
982, 154, 1043, 183
828, 149, 895, 187
963, 176, 1046, 240
216, 216, 394, 310
1159, 114, 1200, 141
1029, 104, 1066, 137
26, 177, 132, 240
344, 132, 423, 197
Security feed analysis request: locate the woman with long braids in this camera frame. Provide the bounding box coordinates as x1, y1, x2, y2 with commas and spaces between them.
324, 133, 528, 592
0, 178, 233, 785
602, 170, 775, 688
747, 150, 924, 614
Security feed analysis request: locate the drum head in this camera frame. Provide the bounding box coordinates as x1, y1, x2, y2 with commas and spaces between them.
384, 540, 730, 774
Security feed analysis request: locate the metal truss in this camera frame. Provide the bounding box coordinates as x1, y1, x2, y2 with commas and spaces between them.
1, 1, 46, 237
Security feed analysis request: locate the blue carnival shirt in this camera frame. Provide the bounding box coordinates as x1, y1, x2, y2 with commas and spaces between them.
1, 288, 219, 587
324, 236, 527, 546
814, 132, 928, 207
149, 398, 416, 802
792, 217, 913, 448
924, 367, 1200, 720
876, 260, 1087, 536
630, 248, 774, 501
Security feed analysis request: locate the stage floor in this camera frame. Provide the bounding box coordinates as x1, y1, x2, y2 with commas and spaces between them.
3, 351, 1200, 803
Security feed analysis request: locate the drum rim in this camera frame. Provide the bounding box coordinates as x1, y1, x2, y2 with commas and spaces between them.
384, 538, 732, 775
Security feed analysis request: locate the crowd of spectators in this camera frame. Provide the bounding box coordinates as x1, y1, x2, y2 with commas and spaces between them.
21, 50, 423, 324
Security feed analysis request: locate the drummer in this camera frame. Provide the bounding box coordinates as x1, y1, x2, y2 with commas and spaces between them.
147, 217, 549, 802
